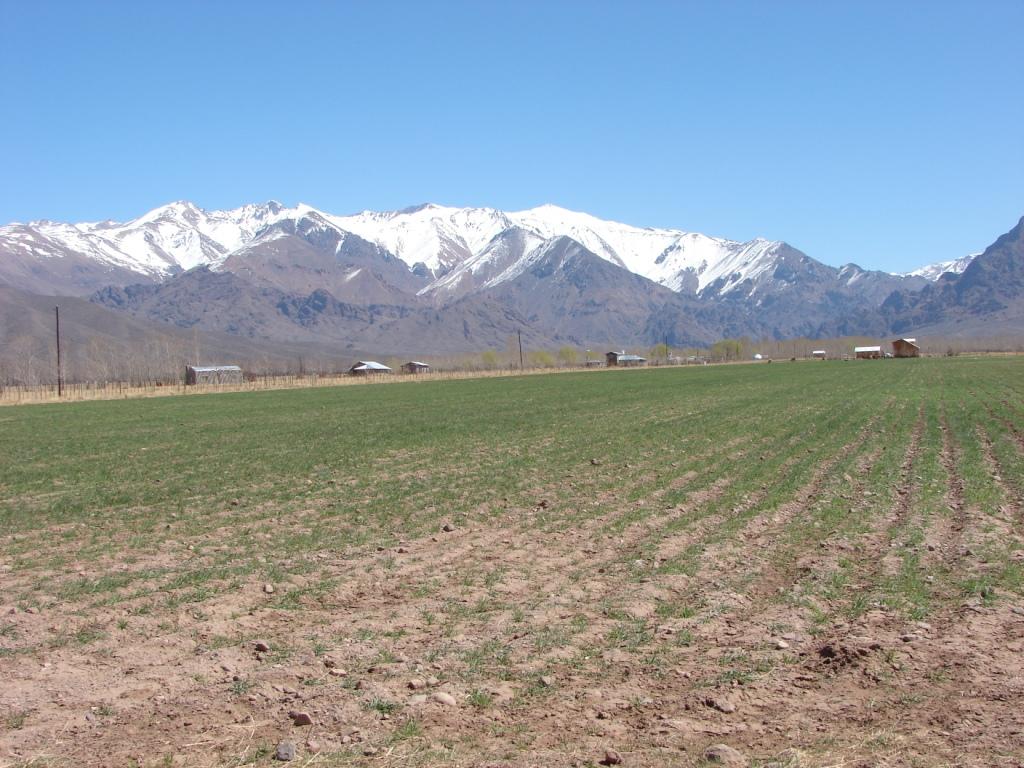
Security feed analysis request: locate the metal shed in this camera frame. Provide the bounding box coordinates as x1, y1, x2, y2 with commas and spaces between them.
401, 361, 431, 374
185, 365, 243, 385
348, 361, 392, 376
854, 346, 882, 359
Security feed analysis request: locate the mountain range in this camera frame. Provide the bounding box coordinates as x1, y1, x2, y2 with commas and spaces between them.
1, 201, 1020, 362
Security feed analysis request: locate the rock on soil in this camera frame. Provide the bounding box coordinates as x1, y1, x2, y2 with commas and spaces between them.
263, 583, 275, 594
253, 640, 270, 652
275, 741, 296, 761
431, 691, 457, 706
704, 743, 747, 766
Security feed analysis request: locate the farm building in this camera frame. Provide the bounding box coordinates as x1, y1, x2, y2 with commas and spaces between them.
583, 359, 605, 368
892, 338, 920, 358
811, 350, 828, 359
185, 365, 243, 385
606, 351, 647, 367
854, 346, 882, 359
348, 361, 392, 376
401, 361, 431, 374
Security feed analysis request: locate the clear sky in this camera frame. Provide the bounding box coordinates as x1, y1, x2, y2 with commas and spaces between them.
1, 1, 1021, 272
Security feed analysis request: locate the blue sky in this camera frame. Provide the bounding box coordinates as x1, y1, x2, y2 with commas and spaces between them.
1, 1, 1021, 272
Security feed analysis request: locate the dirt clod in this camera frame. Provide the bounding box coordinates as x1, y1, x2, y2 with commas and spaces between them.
704, 743, 747, 766
601, 748, 623, 765
288, 711, 313, 726
705, 696, 737, 714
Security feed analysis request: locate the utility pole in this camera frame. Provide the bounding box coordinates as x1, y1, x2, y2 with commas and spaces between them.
55, 306, 63, 397
518, 329, 524, 371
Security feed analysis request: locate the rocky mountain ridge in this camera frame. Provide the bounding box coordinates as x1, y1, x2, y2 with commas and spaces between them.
1, 201, 1016, 355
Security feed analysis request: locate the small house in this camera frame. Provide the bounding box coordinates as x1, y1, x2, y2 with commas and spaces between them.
606, 351, 647, 367
811, 350, 827, 359
185, 365, 243, 385
401, 361, 431, 374
892, 338, 920, 358
348, 361, 392, 376
854, 346, 882, 359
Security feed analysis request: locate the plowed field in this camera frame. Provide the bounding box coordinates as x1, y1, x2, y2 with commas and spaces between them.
2, 357, 1022, 767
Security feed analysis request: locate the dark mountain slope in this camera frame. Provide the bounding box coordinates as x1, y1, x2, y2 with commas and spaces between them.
882, 216, 1024, 336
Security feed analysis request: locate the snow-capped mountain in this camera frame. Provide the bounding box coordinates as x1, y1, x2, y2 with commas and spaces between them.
0, 200, 835, 301
329, 202, 796, 299
5, 200, 1022, 353
1, 201, 286, 278
0, 199, 970, 300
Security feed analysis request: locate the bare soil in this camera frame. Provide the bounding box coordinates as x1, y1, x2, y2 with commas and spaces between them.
3, 486, 1023, 767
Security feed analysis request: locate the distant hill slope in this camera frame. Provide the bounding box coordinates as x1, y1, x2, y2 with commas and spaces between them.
0, 284, 358, 383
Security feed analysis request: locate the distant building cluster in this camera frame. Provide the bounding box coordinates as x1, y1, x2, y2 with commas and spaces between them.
348, 360, 432, 376
181, 336, 925, 389
851, 338, 920, 360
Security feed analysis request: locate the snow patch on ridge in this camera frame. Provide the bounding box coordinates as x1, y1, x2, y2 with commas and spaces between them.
901, 253, 977, 281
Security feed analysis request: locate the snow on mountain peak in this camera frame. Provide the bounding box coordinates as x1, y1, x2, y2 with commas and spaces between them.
901, 253, 977, 281
0, 199, 793, 299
